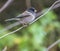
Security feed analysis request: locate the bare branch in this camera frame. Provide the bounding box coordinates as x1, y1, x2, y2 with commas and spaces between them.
0, 0, 60, 39
0, 21, 22, 33
47, 39, 60, 51
2, 46, 7, 51
36, 0, 60, 17
31, 0, 60, 24
0, 0, 13, 13
0, 25, 27, 39
52, 3, 60, 9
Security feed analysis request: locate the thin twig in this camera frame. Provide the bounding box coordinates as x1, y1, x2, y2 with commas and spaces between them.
0, 0, 13, 13
0, 21, 22, 33
52, 3, 60, 9
0, 25, 27, 39
2, 46, 7, 51
30, 0, 60, 24
0, 0, 60, 39
36, 0, 60, 18
47, 39, 60, 51
36, 0, 60, 17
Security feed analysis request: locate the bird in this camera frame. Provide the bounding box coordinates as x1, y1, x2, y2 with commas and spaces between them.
5, 7, 37, 25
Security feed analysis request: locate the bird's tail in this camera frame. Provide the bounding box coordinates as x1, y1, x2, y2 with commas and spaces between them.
5, 18, 20, 22
0, 21, 21, 34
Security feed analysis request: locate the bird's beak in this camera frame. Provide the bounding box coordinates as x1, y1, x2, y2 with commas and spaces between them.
35, 10, 37, 12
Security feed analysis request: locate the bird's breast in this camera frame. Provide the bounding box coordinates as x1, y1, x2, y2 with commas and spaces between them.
22, 15, 35, 23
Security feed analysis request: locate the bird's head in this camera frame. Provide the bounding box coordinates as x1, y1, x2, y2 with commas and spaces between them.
27, 7, 37, 13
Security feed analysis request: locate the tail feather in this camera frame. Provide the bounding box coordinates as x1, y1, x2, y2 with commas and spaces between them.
5, 18, 20, 21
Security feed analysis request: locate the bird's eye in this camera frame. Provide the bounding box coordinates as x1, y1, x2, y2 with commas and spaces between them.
31, 9, 34, 12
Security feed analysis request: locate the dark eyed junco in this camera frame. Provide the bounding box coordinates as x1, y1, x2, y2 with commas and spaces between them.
5, 7, 37, 25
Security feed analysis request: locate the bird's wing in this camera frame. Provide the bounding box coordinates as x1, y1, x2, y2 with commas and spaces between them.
5, 11, 30, 22
16, 14, 30, 18
5, 15, 30, 22
16, 11, 30, 18
5, 14, 30, 21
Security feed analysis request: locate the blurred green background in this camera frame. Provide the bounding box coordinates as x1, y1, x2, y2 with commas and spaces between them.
0, 0, 60, 51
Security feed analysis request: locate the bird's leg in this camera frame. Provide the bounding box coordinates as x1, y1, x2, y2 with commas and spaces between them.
21, 22, 29, 27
